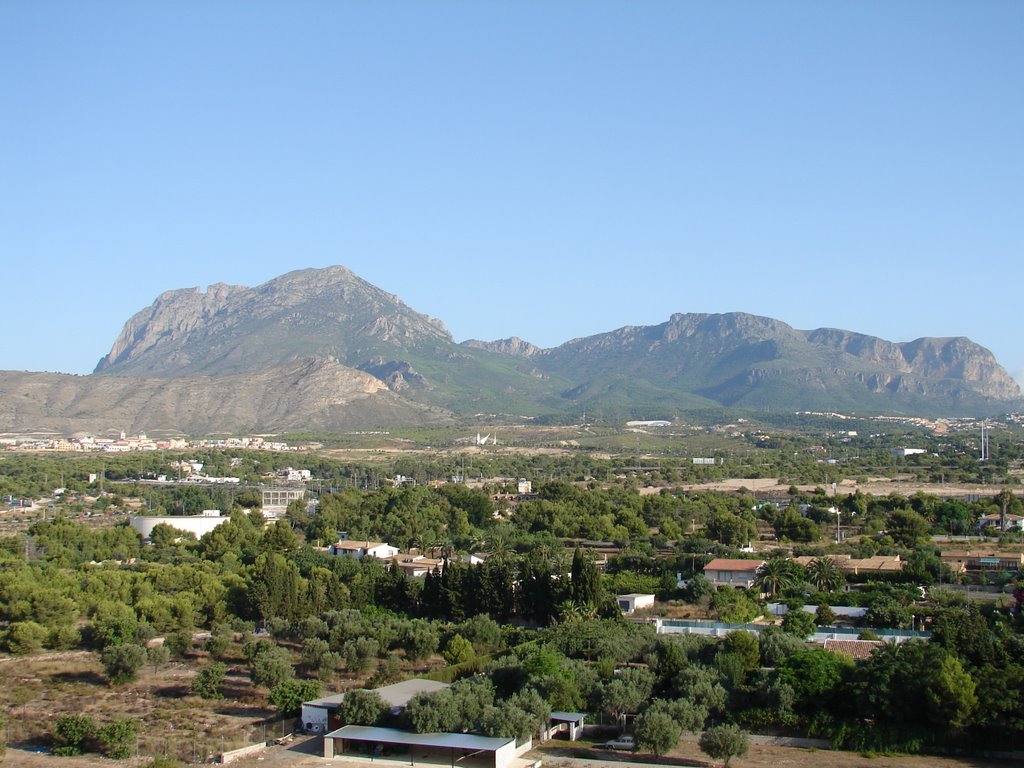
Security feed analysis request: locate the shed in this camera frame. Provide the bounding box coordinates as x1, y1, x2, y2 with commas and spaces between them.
323, 725, 528, 768
616, 593, 655, 614
543, 711, 586, 741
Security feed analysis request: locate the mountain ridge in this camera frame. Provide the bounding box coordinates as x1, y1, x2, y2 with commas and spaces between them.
1, 265, 1019, 433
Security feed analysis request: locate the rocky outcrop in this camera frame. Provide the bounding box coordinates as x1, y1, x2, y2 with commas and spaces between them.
95, 266, 452, 376
461, 336, 543, 358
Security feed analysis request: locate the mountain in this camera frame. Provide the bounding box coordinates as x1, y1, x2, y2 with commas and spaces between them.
2, 266, 1020, 434
524, 313, 1022, 416
95, 266, 453, 377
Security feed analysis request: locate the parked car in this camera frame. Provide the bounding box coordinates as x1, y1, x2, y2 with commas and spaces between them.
598, 735, 635, 750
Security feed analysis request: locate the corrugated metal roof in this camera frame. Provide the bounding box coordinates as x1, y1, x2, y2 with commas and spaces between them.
549, 712, 586, 723
325, 725, 514, 752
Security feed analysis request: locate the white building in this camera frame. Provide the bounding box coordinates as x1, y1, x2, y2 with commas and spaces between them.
261, 487, 305, 519
130, 513, 229, 540
328, 540, 400, 560
616, 593, 656, 614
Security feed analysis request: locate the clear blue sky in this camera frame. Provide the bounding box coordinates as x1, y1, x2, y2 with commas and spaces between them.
3, 1, 1022, 386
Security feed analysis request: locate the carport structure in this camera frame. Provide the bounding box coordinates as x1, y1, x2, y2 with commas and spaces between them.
323, 725, 519, 768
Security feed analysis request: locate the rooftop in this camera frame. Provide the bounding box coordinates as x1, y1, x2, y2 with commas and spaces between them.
704, 558, 764, 572
325, 724, 514, 752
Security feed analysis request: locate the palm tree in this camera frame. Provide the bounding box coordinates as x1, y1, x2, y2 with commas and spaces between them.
806, 556, 845, 593
755, 557, 798, 598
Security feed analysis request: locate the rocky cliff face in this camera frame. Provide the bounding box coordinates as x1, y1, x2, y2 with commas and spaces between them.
95, 266, 452, 376
461, 336, 543, 358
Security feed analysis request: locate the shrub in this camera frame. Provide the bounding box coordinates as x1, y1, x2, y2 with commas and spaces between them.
97, 718, 138, 759
1, 621, 48, 654
53, 713, 95, 756
192, 662, 227, 699
699, 724, 749, 767
102, 643, 147, 684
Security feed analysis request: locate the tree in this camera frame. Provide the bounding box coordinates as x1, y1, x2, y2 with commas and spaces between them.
53, 713, 95, 756
249, 642, 295, 689
97, 718, 138, 759
147, 643, 171, 671
699, 724, 749, 767
270, 679, 322, 715
755, 557, 799, 598
402, 620, 440, 662
634, 709, 682, 756
886, 508, 930, 547
805, 557, 845, 593
570, 548, 602, 608
443, 634, 476, 666
926, 655, 978, 731
341, 689, 387, 726
758, 625, 805, 666
814, 604, 836, 627
781, 609, 816, 639
722, 631, 760, 674
600, 668, 655, 724
1, 620, 48, 654
407, 690, 460, 733
192, 662, 227, 699
102, 643, 147, 684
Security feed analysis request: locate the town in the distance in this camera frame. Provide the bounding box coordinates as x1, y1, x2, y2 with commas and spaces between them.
1, 406, 1023, 767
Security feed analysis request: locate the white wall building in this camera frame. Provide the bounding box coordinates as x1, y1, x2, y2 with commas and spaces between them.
617, 593, 656, 614
328, 540, 400, 560
130, 513, 229, 540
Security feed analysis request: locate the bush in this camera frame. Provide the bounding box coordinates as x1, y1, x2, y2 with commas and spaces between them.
1, 621, 48, 654
815, 604, 837, 627
102, 643, 147, 684
443, 634, 476, 666
53, 713, 95, 756
699, 724, 749, 767
192, 662, 227, 699
781, 609, 817, 639
97, 718, 138, 759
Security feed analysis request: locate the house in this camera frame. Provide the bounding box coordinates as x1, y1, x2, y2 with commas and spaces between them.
940, 550, 1024, 574
616, 593, 656, 614
389, 553, 445, 578
703, 558, 765, 589
792, 554, 903, 576
823, 639, 883, 660
329, 540, 401, 560
979, 513, 1024, 532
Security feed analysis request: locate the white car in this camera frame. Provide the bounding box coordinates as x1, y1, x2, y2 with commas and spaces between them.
599, 735, 636, 750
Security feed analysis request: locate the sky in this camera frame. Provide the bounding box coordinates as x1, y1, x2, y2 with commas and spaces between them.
2, 1, 1022, 386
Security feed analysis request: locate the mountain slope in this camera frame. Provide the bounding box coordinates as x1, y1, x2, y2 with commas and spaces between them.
0, 358, 453, 435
